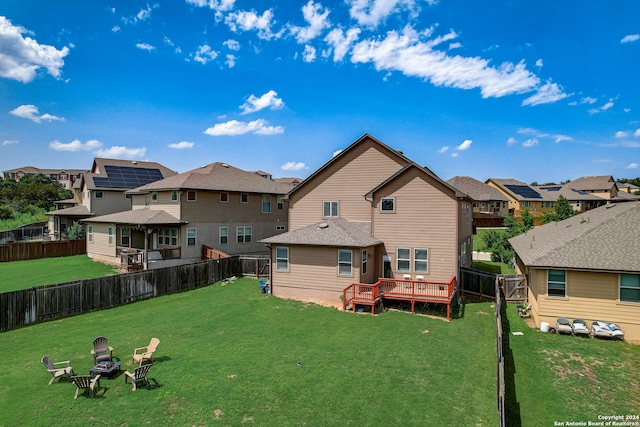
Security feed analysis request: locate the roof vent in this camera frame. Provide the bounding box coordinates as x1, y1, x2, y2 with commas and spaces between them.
132, 161, 137, 165
318, 222, 329, 229
222, 163, 229, 168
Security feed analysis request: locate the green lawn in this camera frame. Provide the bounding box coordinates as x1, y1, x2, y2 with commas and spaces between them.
0, 255, 118, 292
0, 278, 498, 426
505, 303, 640, 426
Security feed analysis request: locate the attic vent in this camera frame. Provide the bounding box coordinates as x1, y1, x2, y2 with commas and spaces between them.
318, 222, 329, 229
132, 161, 137, 165
605, 203, 616, 209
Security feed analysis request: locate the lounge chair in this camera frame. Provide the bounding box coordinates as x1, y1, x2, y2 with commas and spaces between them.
572, 319, 590, 337
124, 364, 152, 391
71, 375, 101, 398
555, 317, 573, 335
133, 338, 160, 366
591, 321, 624, 340
91, 336, 114, 364
41, 356, 74, 385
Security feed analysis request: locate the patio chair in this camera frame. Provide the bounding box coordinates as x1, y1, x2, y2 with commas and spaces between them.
91, 336, 114, 364
606, 322, 625, 340
555, 317, 573, 335
124, 364, 152, 391
41, 355, 74, 385
572, 319, 591, 337
132, 338, 160, 366
592, 321, 625, 340
71, 375, 101, 399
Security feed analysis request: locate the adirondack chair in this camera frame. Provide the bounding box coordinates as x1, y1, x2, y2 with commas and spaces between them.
91, 336, 114, 364
132, 338, 160, 366
124, 364, 152, 391
71, 375, 101, 399
41, 356, 74, 385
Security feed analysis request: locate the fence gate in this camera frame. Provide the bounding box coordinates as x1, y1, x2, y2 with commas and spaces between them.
460, 268, 526, 302
501, 274, 526, 301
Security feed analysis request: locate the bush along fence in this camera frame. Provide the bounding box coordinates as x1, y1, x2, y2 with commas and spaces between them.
0, 256, 242, 332
0, 239, 86, 262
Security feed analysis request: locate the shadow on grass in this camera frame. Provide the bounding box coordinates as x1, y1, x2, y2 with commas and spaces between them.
501, 301, 521, 427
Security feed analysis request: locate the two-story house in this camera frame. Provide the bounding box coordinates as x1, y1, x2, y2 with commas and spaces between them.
3, 166, 85, 189
45, 158, 177, 240
83, 162, 293, 270
259, 133, 474, 316
567, 175, 618, 199
448, 176, 509, 215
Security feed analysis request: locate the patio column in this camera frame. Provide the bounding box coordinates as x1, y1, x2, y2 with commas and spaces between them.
143, 228, 149, 270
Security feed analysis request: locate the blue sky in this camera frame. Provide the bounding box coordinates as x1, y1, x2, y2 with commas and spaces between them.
1, 1, 639, 184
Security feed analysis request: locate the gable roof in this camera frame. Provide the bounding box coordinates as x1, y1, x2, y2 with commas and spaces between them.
566, 175, 617, 191
448, 176, 508, 202
534, 185, 606, 202
82, 208, 184, 225
44, 205, 92, 217
127, 162, 292, 195
82, 158, 177, 191
509, 201, 640, 272
285, 133, 413, 200
259, 218, 381, 247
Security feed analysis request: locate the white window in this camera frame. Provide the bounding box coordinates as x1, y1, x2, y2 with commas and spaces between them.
88, 225, 93, 243
241, 193, 248, 203
121, 228, 130, 246
381, 198, 395, 212
414, 248, 428, 272
187, 228, 196, 246
159, 228, 178, 246
338, 249, 352, 276
547, 270, 566, 298
362, 249, 368, 275
620, 274, 640, 303
323, 201, 338, 217
220, 227, 228, 244
277, 195, 284, 210
108, 227, 114, 246
171, 191, 178, 202
187, 191, 197, 202
397, 248, 410, 272
237, 226, 252, 243
276, 247, 289, 271
220, 192, 229, 203
262, 195, 271, 213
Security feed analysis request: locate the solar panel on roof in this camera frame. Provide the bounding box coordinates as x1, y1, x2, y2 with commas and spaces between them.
541, 186, 561, 191
93, 166, 164, 188
505, 184, 542, 199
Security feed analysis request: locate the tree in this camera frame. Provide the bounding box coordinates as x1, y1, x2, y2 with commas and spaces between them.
540, 210, 559, 224
555, 195, 574, 220
67, 222, 85, 240
520, 209, 535, 231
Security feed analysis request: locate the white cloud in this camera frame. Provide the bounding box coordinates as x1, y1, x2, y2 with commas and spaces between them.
186, 0, 235, 12
350, 25, 557, 102
621, 34, 640, 44
225, 9, 282, 40
169, 141, 194, 149
535, 58, 543, 67
112, 26, 121, 32
205, 119, 284, 136
348, 0, 420, 27
324, 28, 361, 61
521, 81, 567, 106
223, 39, 240, 50
580, 97, 597, 105
164, 36, 174, 46
438, 146, 449, 153
136, 43, 155, 51
448, 42, 461, 50
302, 44, 317, 62
281, 161, 307, 171
626, 163, 639, 169
506, 137, 517, 146
2, 140, 18, 146
289, 1, 331, 43
451, 152, 458, 158
10, 104, 64, 123
589, 98, 615, 114
95, 146, 147, 158
240, 90, 284, 115
554, 135, 572, 143
332, 149, 344, 157
522, 138, 538, 147
456, 139, 472, 150
634, 129, 640, 137
615, 131, 628, 138
226, 54, 237, 68
122, 3, 159, 25
49, 139, 103, 152
193, 44, 218, 64
0, 16, 70, 83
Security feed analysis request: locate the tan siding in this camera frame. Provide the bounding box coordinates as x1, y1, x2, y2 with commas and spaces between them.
181, 191, 287, 224
372, 170, 458, 282
147, 191, 181, 217
289, 139, 406, 229
92, 191, 131, 216
86, 222, 117, 259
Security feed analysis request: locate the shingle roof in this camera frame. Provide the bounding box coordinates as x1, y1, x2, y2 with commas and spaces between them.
447, 176, 509, 202
81, 208, 183, 225
566, 175, 616, 191
534, 185, 606, 202
127, 162, 292, 194
259, 218, 382, 247
509, 201, 640, 272
44, 205, 92, 217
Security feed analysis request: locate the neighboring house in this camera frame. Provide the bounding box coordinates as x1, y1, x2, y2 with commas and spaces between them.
617, 182, 640, 194
448, 176, 509, 214
46, 158, 177, 240
2, 166, 85, 189
509, 201, 640, 342
260, 133, 474, 311
486, 178, 605, 218
566, 175, 618, 199
84, 162, 293, 270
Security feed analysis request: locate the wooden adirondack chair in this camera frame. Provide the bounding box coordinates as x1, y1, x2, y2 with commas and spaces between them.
132, 338, 160, 366
124, 364, 152, 391
71, 375, 101, 399
91, 336, 114, 364
41, 356, 74, 385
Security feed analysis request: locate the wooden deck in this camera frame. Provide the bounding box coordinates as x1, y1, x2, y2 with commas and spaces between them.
343, 276, 457, 319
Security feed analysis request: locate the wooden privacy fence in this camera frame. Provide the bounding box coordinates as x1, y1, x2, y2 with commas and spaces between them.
460, 268, 525, 301
495, 277, 506, 427
239, 256, 270, 278
0, 256, 242, 332
0, 239, 86, 262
